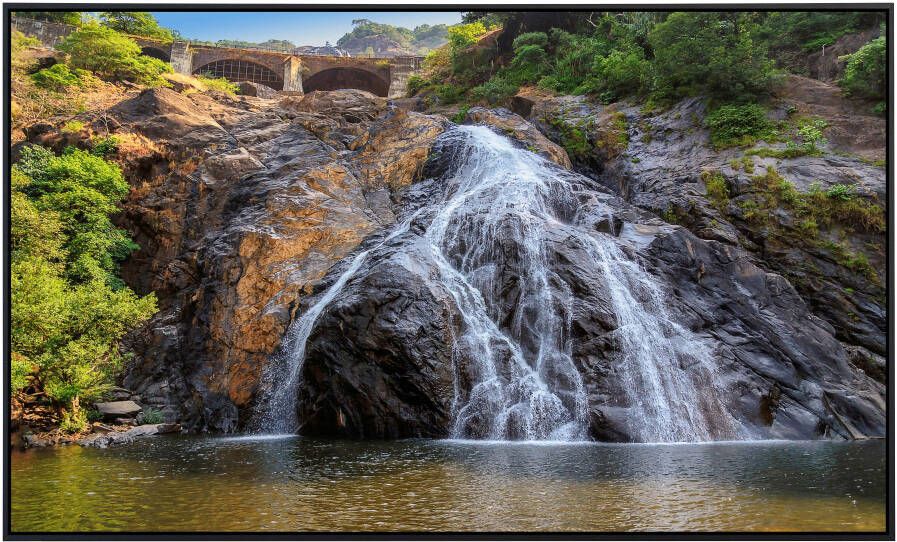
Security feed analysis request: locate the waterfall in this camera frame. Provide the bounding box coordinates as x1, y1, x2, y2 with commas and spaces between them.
251, 212, 420, 433
255, 125, 738, 442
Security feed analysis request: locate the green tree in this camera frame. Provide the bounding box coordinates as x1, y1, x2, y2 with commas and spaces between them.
11, 162, 156, 428
840, 35, 886, 101
100, 11, 173, 42
17, 146, 138, 286
648, 12, 779, 103
57, 23, 171, 85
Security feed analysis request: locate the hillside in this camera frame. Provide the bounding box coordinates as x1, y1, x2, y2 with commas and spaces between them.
336, 19, 448, 56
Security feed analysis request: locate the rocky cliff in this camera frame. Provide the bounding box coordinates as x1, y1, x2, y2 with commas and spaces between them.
17, 84, 885, 440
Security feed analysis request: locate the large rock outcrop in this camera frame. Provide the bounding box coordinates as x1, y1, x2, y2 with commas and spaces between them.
294, 127, 885, 441
75, 88, 446, 431
510, 86, 887, 368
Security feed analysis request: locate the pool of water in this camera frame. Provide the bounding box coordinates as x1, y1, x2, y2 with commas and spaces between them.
9, 436, 886, 532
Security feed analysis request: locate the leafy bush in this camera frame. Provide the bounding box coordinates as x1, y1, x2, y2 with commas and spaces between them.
16, 145, 137, 285
140, 407, 164, 425
448, 21, 489, 50
434, 83, 465, 104
407, 74, 427, 96
11, 150, 157, 423
840, 35, 886, 101
61, 120, 85, 133
59, 407, 89, 433
31, 64, 87, 92
702, 170, 730, 209
826, 183, 853, 201
12, 30, 41, 52
91, 136, 120, 157
469, 75, 518, 105
797, 118, 827, 153
57, 23, 172, 86
705, 104, 773, 148
197, 74, 239, 95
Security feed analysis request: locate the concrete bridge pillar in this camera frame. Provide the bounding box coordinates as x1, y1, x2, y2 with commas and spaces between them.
282, 56, 303, 93
170, 41, 193, 75
388, 57, 420, 99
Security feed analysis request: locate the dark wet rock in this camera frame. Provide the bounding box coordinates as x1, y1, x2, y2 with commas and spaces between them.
294, 132, 884, 441
106, 89, 445, 432
77, 423, 182, 448
512, 87, 886, 359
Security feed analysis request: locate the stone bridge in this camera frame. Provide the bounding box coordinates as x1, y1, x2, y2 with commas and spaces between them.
12, 16, 423, 98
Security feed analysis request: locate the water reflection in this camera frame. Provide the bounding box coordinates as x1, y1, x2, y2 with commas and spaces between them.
11, 437, 886, 532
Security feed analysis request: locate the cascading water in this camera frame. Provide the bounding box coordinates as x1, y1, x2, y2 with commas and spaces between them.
255, 124, 739, 442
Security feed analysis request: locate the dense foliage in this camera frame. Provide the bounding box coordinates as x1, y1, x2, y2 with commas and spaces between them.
57, 23, 172, 86
100, 11, 174, 42
839, 34, 886, 112
411, 10, 885, 113
11, 149, 157, 432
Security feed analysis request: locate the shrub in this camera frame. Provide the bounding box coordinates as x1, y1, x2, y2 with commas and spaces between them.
91, 136, 120, 157
61, 120, 85, 133
59, 407, 89, 433
705, 104, 773, 148
826, 183, 853, 201
407, 74, 427, 96
12, 30, 41, 53
196, 74, 239, 95
839, 35, 885, 101
451, 105, 470, 124
589, 45, 651, 101
140, 407, 164, 425
11, 153, 157, 424
99, 11, 173, 42
31, 64, 86, 92
702, 170, 730, 209
434, 83, 464, 104
57, 23, 171, 86
469, 76, 518, 105
16, 145, 136, 284
797, 118, 827, 152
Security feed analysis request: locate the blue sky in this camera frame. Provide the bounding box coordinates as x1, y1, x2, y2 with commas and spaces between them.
152, 12, 464, 46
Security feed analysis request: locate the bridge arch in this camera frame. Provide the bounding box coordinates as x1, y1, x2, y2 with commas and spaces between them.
302, 67, 389, 97
193, 59, 284, 90
141, 46, 170, 62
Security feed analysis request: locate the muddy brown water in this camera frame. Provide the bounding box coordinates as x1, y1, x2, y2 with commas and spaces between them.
9, 436, 886, 532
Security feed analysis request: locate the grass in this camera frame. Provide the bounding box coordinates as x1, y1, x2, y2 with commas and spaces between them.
196, 74, 239, 95
701, 169, 730, 211
728, 167, 883, 286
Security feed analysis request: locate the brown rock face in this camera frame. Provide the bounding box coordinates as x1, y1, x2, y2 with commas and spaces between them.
102, 88, 446, 431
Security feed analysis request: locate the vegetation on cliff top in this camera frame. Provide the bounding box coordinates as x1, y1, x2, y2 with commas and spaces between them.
409, 11, 885, 117
337, 19, 449, 55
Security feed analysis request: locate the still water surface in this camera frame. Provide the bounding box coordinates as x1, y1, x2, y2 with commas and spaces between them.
10, 436, 886, 532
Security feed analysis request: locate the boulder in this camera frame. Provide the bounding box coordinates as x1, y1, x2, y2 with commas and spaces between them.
77, 423, 182, 448
95, 401, 142, 419
116, 90, 444, 432
237, 81, 278, 99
